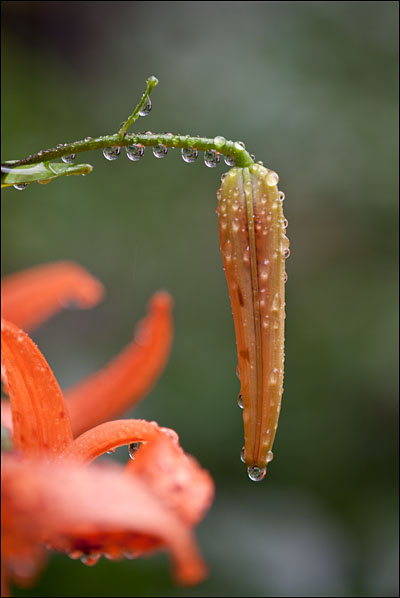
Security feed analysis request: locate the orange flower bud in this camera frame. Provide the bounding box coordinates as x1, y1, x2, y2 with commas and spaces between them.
217, 164, 289, 481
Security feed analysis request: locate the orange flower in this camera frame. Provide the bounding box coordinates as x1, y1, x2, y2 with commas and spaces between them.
1, 262, 214, 596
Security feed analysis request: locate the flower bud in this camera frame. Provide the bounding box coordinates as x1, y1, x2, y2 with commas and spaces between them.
216, 164, 289, 472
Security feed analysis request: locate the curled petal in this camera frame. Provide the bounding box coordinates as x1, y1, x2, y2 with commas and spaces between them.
125, 435, 215, 526
2, 455, 208, 586
1, 319, 73, 456
65, 292, 173, 436
64, 419, 177, 463
1, 261, 104, 332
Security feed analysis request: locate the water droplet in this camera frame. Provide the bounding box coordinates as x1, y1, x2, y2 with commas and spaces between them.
204, 149, 221, 168
103, 146, 120, 160
237, 393, 243, 409
126, 144, 145, 161
153, 144, 168, 158
13, 183, 28, 190
266, 450, 274, 463
223, 239, 232, 260
224, 155, 236, 166
278, 191, 285, 201
61, 154, 76, 164
69, 550, 83, 560
81, 553, 100, 566
272, 293, 280, 311
282, 218, 288, 229
214, 135, 226, 149
181, 147, 198, 163
84, 136, 93, 142
234, 141, 245, 151
106, 448, 115, 455
240, 446, 246, 463
250, 153, 255, 161
236, 364, 240, 379
283, 271, 288, 283
128, 442, 141, 460
247, 465, 266, 482
269, 368, 279, 385
282, 235, 290, 258
139, 96, 152, 116
266, 170, 279, 186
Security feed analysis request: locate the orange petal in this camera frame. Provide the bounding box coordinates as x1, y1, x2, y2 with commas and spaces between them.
64, 419, 177, 463
125, 434, 215, 526
1, 261, 104, 332
1, 319, 73, 456
2, 454, 208, 586
65, 292, 173, 436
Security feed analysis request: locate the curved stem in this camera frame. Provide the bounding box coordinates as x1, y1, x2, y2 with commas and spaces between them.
1, 75, 255, 171
1, 133, 254, 169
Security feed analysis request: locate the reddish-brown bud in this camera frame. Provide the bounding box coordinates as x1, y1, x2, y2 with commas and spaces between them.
217, 164, 289, 478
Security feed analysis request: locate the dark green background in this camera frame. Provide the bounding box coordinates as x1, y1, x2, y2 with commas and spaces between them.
2, 2, 398, 596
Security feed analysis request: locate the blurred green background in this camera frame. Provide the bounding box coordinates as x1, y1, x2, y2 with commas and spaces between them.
1, 1, 398, 596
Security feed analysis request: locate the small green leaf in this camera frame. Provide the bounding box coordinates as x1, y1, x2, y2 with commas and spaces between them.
1, 161, 93, 188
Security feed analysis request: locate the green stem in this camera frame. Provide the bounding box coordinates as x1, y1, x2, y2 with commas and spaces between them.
1, 75, 255, 171
1, 133, 254, 169
118, 75, 159, 136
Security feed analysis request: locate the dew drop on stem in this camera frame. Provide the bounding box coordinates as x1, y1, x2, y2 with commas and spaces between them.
181, 147, 199, 163
204, 149, 220, 168
103, 146, 121, 160
62, 154, 76, 164
224, 155, 236, 166
139, 96, 152, 116
126, 144, 145, 161
153, 144, 168, 158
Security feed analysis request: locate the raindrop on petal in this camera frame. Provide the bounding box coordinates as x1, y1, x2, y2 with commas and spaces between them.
13, 183, 28, 190
81, 553, 101, 566
128, 442, 142, 460
237, 393, 244, 409
240, 446, 246, 463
